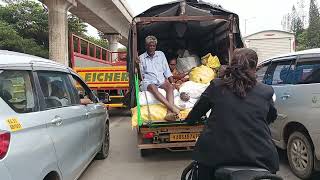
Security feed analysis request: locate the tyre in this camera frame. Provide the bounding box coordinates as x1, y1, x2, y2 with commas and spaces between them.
287, 131, 314, 179
95, 122, 110, 160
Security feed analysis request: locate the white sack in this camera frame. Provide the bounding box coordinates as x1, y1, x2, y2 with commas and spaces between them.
139, 88, 179, 106
179, 81, 209, 99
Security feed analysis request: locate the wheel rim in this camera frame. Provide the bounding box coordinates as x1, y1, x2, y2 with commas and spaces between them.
103, 125, 109, 155
290, 138, 309, 172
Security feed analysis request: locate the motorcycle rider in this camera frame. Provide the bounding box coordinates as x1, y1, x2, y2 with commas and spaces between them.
184, 48, 279, 180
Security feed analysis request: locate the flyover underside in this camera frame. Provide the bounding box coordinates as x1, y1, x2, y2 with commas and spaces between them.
69, 0, 130, 45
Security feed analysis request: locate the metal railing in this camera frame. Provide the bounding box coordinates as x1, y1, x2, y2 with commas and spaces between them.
70, 33, 127, 67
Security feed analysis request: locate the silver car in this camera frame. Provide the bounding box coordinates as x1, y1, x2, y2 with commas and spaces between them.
0, 50, 110, 180
257, 48, 320, 179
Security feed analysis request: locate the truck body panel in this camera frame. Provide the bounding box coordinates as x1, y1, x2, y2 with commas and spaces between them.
127, 1, 244, 152
70, 34, 129, 108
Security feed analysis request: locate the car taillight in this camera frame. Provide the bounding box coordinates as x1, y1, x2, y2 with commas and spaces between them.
143, 132, 154, 139
0, 131, 10, 159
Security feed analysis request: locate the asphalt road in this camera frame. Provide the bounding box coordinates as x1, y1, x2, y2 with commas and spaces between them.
79, 109, 306, 180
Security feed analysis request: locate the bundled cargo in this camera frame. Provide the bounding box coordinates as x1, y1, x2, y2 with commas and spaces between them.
179, 81, 209, 99
131, 104, 191, 127
189, 65, 216, 84
201, 53, 221, 69
176, 50, 201, 73
139, 88, 179, 106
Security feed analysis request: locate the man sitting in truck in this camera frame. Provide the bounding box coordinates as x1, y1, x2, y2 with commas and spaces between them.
139, 36, 181, 121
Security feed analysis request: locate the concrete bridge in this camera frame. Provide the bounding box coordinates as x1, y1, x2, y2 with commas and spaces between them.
41, 0, 133, 65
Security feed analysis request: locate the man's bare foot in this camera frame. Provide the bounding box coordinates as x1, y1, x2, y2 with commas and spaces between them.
164, 112, 179, 121
171, 106, 181, 115
174, 105, 185, 111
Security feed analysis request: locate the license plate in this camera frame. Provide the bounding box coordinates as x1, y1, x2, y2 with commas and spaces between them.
170, 133, 200, 142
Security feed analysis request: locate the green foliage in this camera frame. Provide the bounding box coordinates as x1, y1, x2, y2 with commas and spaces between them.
296, 30, 308, 50
291, 6, 304, 37
68, 14, 87, 36
0, 0, 105, 59
283, 0, 320, 50
306, 0, 320, 48
0, 20, 48, 57
118, 47, 127, 52
84, 35, 108, 49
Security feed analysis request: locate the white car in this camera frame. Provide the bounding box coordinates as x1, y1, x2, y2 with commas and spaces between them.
257, 48, 320, 179
0, 50, 110, 180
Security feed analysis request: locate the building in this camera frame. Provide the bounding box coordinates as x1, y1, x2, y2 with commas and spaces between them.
244, 30, 295, 63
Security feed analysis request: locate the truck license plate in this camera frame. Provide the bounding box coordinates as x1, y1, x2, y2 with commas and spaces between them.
170, 133, 200, 142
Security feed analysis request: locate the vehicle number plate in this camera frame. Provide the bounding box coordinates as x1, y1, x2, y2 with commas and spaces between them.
170, 133, 200, 142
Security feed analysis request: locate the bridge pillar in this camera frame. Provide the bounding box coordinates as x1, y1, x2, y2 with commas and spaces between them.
106, 34, 122, 62
44, 0, 76, 66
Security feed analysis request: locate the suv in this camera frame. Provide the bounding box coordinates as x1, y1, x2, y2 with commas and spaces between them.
257, 48, 320, 179
0, 50, 109, 180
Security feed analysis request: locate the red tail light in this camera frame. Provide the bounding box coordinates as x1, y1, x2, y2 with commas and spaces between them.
143, 132, 154, 139
0, 131, 10, 159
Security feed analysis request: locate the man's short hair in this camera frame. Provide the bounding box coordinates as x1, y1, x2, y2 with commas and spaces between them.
145, 35, 157, 45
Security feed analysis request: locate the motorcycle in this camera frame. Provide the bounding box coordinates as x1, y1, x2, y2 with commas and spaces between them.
181, 161, 283, 180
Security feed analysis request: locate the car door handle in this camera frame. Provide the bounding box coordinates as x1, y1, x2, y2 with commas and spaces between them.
278, 113, 287, 120
51, 116, 63, 126
280, 94, 291, 100
85, 112, 91, 117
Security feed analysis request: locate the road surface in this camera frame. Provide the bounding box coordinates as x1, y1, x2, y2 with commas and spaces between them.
79, 109, 312, 180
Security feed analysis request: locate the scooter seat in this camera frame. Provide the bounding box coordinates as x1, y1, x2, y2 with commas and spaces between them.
214, 166, 281, 180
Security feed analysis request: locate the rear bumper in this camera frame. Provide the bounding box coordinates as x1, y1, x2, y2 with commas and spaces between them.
106, 103, 126, 108
138, 142, 196, 150
138, 123, 204, 151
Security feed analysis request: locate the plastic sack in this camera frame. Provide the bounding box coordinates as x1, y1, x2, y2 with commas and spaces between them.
139, 89, 179, 106
189, 65, 216, 84
201, 53, 221, 69
131, 104, 191, 127
179, 81, 209, 99
176, 50, 201, 73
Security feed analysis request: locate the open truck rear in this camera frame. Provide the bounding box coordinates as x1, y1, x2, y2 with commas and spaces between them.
70, 34, 129, 108
126, 0, 244, 156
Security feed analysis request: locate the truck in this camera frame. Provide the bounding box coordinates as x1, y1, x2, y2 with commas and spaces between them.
70, 34, 129, 108
126, 0, 244, 156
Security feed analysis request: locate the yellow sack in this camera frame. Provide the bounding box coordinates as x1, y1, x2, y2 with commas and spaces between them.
201, 53, 221, 69
189, 65, 216, 84
131, 104, 191, 127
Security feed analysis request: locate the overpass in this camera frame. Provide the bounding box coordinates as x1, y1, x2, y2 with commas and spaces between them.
41, 0, 133, 66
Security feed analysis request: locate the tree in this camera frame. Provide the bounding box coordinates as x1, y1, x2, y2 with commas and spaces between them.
118, 47, 127, 52
0, 0, 106, 59
84, 35, 108, 49
297, 30, 308, 50
291, 6, 304, 37
68, 14, 87, 36
0, 20, 48, 57
282, 5, 306, 50
307, 0, 320, 48
2, 0, 23, 3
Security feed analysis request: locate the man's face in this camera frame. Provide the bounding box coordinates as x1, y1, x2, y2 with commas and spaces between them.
146, 42, 156, 56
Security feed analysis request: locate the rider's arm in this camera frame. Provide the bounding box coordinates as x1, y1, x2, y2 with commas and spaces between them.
266, 100, 277, 124
184, 82, 214, 125
185, 96, 211, 125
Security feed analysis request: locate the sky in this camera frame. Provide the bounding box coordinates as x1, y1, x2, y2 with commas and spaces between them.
88, 0, 320, 44
87, 0, 316, 37
126, 0, 313, 35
